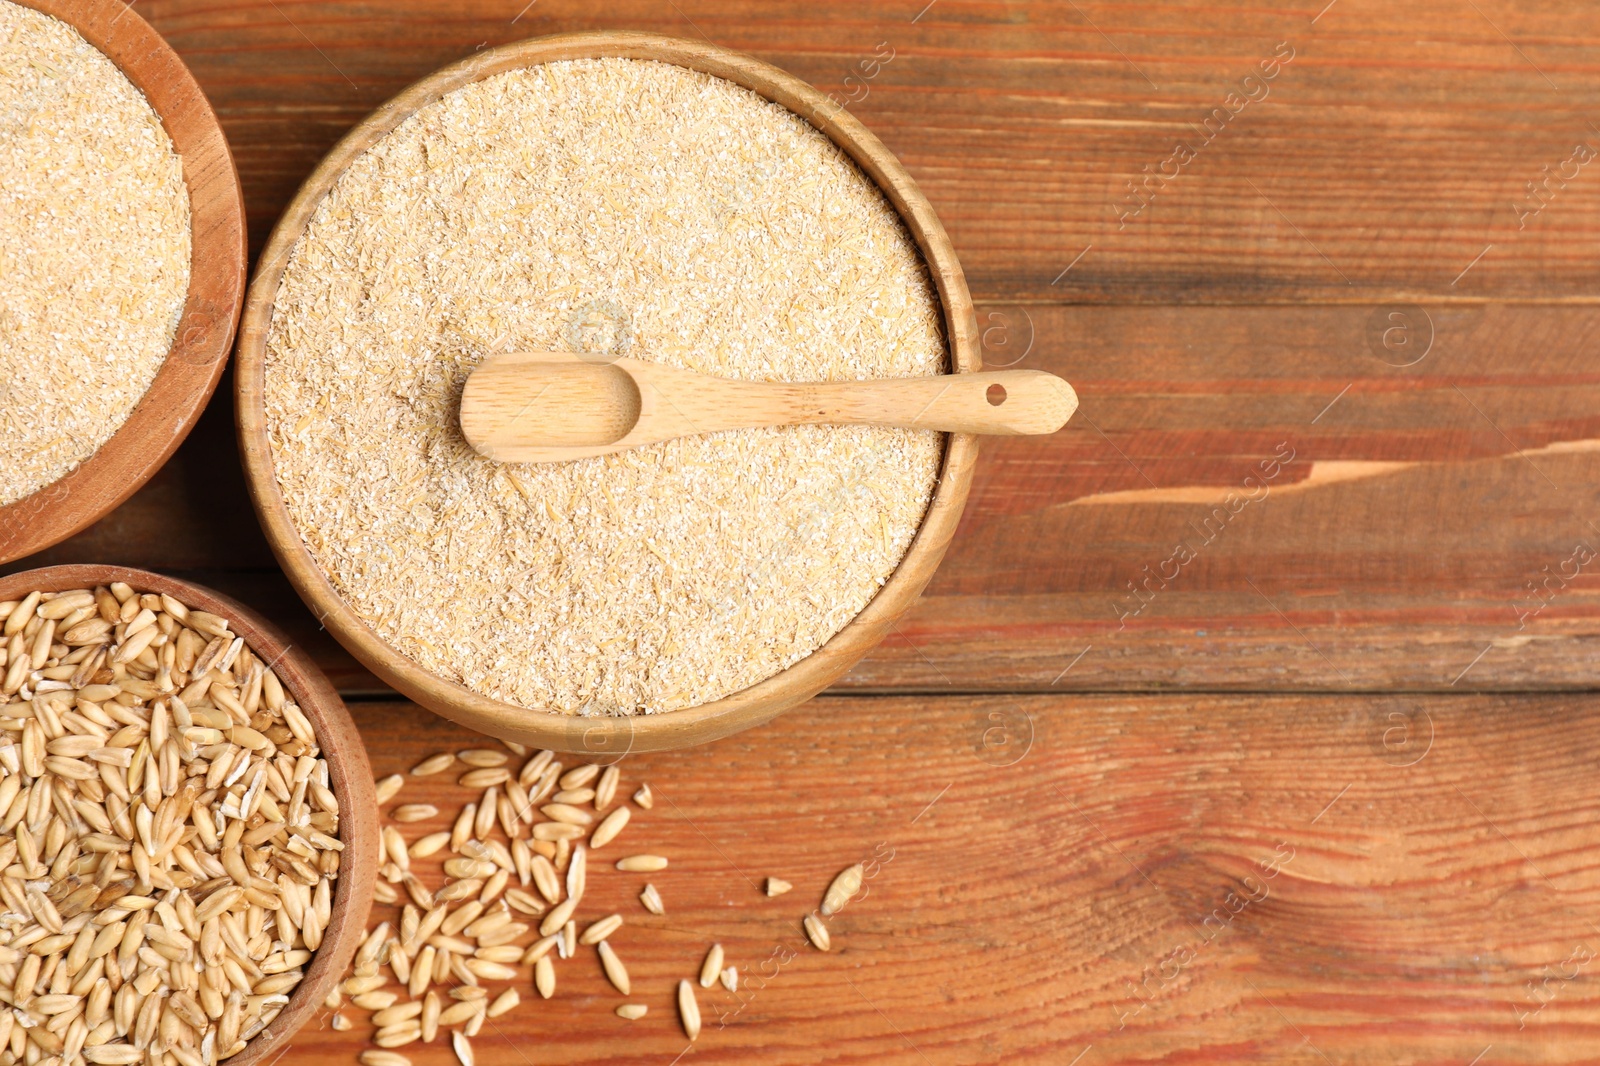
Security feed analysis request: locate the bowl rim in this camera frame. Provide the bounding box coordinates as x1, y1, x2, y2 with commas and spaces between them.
235, 31, 980, 754
0, 0, 246, 565
0, 564, 377, 1066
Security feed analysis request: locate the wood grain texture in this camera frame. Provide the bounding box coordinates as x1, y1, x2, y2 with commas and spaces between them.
125, 0, 1600, 304
0, 0, 246, 563
231, 32, 981, 751
868, 301, 1600, 691
0, 565, 378, 1066
263, 693, 1600, 1065
1, 4, 1593, 1063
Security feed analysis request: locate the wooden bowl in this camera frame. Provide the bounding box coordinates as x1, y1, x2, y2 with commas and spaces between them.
0, 565, 377, 1066
236, 32, 980, 755
0, 1, 246, 564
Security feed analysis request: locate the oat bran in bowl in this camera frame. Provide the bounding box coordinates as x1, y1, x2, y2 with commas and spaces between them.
0, 0, 246, 563
236, 33, 980, 753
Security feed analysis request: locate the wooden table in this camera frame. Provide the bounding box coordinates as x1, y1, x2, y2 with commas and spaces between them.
13, 1, 1600, 1061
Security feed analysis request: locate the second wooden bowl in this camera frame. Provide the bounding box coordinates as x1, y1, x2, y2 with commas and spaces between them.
0, 0, 246, 564
0, 565, 377, 1066
236, 32, 980, 754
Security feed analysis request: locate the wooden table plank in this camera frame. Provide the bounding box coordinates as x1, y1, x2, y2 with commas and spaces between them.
871, 302, 1600, 690
125, 0, 1600, 304
275, 693, 1600, 1065
9, 4, 1598, 1065
16, 303, 1600, 691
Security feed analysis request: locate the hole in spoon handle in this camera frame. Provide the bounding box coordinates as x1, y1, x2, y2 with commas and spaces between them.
986, 384, 1007, 406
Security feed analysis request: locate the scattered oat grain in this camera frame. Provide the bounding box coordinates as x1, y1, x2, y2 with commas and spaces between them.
594, 765, 620, 809
487, 989, 520, 1018
822, 862, 864, 916
597, 940, 630, 995
804, 914, 831, 952
375, 773, 406, 804
639, 883, 664, 915
700, 943, 724, 988
534, 954, 555, 999
590, 805, 629, 848
616, 855, 667, 873
360, 1053, 412, 1066
410, 832, 450, 858
581, 914, 622, 945
458, 749, 507, 768
412, 753, 454, 776
678, 979, 701, 1041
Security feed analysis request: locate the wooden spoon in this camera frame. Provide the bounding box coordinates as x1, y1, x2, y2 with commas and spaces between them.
460, 351, 1079, 463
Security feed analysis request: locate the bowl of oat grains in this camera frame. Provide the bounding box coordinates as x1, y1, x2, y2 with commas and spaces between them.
0, 0, 246, 562
237, 33, 980, 753
0, 565, 378, 1065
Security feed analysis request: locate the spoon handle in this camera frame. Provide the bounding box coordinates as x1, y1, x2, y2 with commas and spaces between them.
761, 370, 1077, 435
461, 353, 1079, 463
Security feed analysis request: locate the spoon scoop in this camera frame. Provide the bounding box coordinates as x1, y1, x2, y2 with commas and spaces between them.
460, 350, 1078, 463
